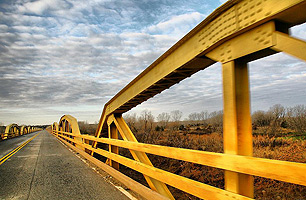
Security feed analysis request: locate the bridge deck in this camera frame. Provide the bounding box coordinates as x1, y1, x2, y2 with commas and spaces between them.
0, 130, 129, 200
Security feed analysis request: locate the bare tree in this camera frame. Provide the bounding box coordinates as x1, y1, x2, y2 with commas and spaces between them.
188, 112, 197, 123
171, 110, 183, 130
157, 112, 170, 129
252, 110, 273, 127
252, 110, 273, 134
171, 110, 182, 122
270, 104, 286, 120
139, 110, 155, 133
268, 104, 286, 136
287, 105, 306, 135
199, 111, 209, 122
188, 111, 209, 125
124, 113, 138, 133
207, 110, 223, 132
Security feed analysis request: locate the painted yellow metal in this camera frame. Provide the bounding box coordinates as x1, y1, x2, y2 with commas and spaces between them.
52, 122, 59, 133
92, 109, 107, 154
59, 115, 84, 150
108, 122, 119, 170
51, 0, 306, 199
52, 133, 170, 200
272, 31, 306, 61
54, 133, 252, 200
20, 126, 26, 135
206, 22, 276, 63
94, 0, 306, 139
222, 60, 253, 197
4, 124, 12, 134
109, 115, 174, 200
5, 124, 19, 138
3, 124, 40, 140
55, 131, 306, 187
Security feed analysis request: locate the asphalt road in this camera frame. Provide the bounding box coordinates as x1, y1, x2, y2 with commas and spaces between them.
0, 130, 129, 200
0, 131, 38, 159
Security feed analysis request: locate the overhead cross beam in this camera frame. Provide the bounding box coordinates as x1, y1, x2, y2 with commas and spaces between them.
94, 0, 306, 138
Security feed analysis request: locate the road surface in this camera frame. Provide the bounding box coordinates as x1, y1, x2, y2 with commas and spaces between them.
0, 130, 129, 200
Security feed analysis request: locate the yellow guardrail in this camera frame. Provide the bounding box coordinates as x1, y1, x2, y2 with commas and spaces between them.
51, 0, 306, 199
51, 116, 306, 200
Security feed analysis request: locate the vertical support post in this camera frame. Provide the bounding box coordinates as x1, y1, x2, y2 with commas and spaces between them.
61, 121, 64, 137
108, 123, 119, 170
222, 60, 254, 198
63, 121, 66, 141
60, 122, 63, 132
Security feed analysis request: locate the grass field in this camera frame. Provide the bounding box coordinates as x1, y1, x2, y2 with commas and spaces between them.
78, 121, 306, 199
119, 130, 306, 199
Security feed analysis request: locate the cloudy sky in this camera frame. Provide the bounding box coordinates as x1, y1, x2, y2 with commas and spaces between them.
0, 0, 305, 126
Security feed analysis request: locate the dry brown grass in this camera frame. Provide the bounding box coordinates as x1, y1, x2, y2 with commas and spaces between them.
78, 121, 306, 199
78, 121, 97, 135
118, 130, 306, 199
253, 136, 306, 199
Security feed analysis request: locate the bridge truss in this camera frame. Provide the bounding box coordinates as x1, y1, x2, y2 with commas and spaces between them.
51, 0, 306, 199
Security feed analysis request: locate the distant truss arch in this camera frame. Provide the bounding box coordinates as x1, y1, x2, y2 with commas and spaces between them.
58, 115, 83, 150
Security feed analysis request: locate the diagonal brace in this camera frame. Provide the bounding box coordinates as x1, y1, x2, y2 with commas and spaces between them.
107, 114, 174, 200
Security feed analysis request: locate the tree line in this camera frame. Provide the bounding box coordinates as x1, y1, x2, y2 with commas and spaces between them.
252, 104, 306, 136
124, 109, 223, 133
123, 104, 306, 137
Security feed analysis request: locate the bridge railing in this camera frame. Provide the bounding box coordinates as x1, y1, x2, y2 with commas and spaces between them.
51, 114, 306, 200
51, 0, 306, 199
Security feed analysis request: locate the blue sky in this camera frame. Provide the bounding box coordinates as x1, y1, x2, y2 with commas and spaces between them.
0, 0, 306, 125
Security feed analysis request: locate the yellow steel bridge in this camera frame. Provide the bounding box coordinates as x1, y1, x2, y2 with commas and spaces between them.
50, 0, 306, 199
1, 124, 41, 140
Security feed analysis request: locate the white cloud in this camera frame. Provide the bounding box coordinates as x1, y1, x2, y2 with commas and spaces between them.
146, 12, 205, 38
0, 24, 9, 32
219, 0, 228, 4
0, 0, 306, 125
291, 22, 306, 40
17, 0, 71, 15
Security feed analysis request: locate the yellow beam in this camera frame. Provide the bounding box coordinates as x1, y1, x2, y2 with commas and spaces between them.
206, 22, 276, 63
52, 122, 59, 133
272, 31, 306, 61
105, 0, 306, 115
55, 133, 252, 200
110, 115, 174, 200
222, 60, 253, 197
54, 131, 306, 187
5, 124, 20, 139
93, 0, 306, 140
59, 115, 84, 150
54, 0, 306, 198
52, 132, 169, 200
108, 123, 119, 170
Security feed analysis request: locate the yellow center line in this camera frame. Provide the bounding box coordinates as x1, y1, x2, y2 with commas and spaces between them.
0, 131, 42, 165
